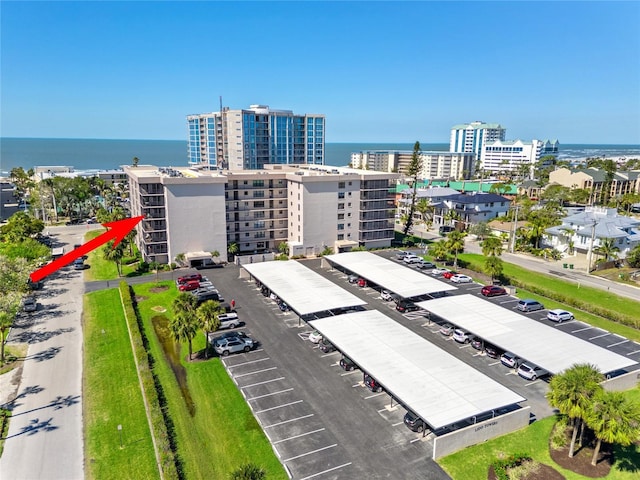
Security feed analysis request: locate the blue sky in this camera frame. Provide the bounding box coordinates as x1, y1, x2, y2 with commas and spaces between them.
1, 1, 639, 143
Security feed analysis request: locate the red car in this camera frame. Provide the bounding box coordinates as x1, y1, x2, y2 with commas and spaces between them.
177, 274, 202, 284
442, 271, 458, 280
179, 280, 200, 291
481, 285, 507, 297
357, 277, 367, 288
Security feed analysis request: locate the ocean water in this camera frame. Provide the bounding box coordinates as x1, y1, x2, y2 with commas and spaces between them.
1, 138, 639, 175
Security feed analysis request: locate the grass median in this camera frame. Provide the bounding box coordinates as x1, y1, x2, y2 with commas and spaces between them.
83, 229, 144, 281
84, 288, 159, 480
133, 281, 287, 479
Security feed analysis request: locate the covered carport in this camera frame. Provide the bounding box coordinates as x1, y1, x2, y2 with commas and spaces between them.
418, 294, 637, 376
309, 310, 526, 446
241, 261, 367, 318
322, 251, 457, 299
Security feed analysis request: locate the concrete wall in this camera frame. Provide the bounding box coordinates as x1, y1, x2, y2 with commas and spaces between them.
165, 182, 228, 263
432, 406, 531, 460
601, 370, 640, 392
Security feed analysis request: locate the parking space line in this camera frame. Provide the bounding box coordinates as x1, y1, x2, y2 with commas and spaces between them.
255, 400, 303, 414
299, 462, 352, 480
234, 366, 278, 378
589, 333, 611, 340
246, 388, 294, 401
273, 428, 325, 445
264, 413, 314, 429
321, 351, 340, 358
392, 421, 404, 427
607, 340, 629, 348
364, 392, 386, 400
282, 444, 337, 462
241, 377, 285, 389
524, 380, 539, 387
499, 299, 517, 304
341, 370, 360, 377
572, 326, 593, 333
626, 350, 640, 356
228, 357, 270, 368
409, 437, 422, 444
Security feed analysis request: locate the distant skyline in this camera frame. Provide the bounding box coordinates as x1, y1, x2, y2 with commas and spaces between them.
1, 1, 639, 144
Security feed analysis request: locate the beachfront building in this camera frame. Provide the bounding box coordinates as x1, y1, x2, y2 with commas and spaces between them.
450, 121, 506, 160
0, 180, 20, 222
187, 105, 325, 171
124, 164, 398, 265
481, 139, 559, 175
549, 167, 640, 204
544, 207, 640, 262
350, 150, 474, 179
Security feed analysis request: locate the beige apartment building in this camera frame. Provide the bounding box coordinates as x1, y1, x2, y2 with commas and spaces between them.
124, 165, 398, 265
351, 150, 474, 180
549, 167, 640, 204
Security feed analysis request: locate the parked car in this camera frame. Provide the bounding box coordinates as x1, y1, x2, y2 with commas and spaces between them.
431, 267, 450, 276
403, 254, 422, 264
193, 289, 223, 304
212, 336, 254, 356
73, 258, 85, 270
452, 328, 470, 343
396, 251, 410, 260
517, 362, 548, 381
484, 343, 502, 359
547, 309, 574, 323
357, 277, 367, 288
516, 299, 544, 312
348, 274, 359, 284
177, 274, 202, 284
309, 330, 323, 344
439, 323, 454, 336
415, 260, 436, 270
179, 280, 201, 291
450, 274, 472, 283
22, 296, 37, 312
396, 299, 419, 313
439, 225, 455, 235
442, 270, 458, 280
210, 330, 249, 344
364, 374, 384, 393
403, 410, 427, 433
470, 336, 483, 350
27, 279, 44, 291
500, 351, 522, 368
380, 290, 393, 301
481, 285, 507, 297
339, 356, 357, 371
319, 338, 336, 353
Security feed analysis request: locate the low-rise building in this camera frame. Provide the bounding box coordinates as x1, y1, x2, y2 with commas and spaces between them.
351, 150, 474, 180
549, 167, 640, 204
545, 206, 640, 260
124, 164, 398, 265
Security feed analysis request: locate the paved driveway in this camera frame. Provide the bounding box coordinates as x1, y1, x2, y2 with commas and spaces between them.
0, 226, 86, 480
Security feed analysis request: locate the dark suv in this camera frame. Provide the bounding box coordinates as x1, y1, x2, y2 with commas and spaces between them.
364, 374, 383, 393
396, 299, 419, 313
319, 338, 336, 353
339, 356, 357, 371
404, 411, 427, 433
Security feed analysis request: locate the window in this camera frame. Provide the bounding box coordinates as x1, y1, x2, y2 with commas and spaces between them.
338, 224, 345, 230
338, 234, 344, 240
254, 201, 265, 208
338, 182, 345, 188
338, 213, 344, 219
338, 203, 344, 210
338, 192, 345, 199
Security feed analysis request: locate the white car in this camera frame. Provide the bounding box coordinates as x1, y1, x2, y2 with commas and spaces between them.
380, 290, 393, 301
547, 309, 574, 323
308, 330, 323, 344
452, 328, 470, 343
517, 362, 548, 381
450, 274, 472, 283
431, 267, 450, 276
403, 254, 422, 264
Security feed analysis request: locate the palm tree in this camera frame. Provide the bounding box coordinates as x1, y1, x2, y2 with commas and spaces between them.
197, 300, 224, 359
546, 363, 604, 457
103, 240, 125, 276
0, 310, 15, 364
446, 231, 466, 268
227, 242, 239, 260
427, 240, 449, 262
171, 293, 199, 361
415, 198, 434, 248
444, 209, 461, 229
593, 238, 620, 264
481, 236, 503, 257
586, 390, 640, 466
484, 256, 503, 282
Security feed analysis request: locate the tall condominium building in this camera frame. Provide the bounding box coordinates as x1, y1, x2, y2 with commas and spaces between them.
124, 164, 398, 265
450, 121, 506, 159
351, 150, 474, 180
187, 105, 325, 171
482, 139, 559, 174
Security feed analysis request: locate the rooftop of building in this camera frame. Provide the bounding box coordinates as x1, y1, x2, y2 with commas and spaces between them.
451, 121, 505, 130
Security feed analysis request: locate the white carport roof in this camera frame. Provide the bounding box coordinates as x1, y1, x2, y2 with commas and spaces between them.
324, 251, 457, 298
418, 294, 636, 375
310, 310, 525, 430
242, 261, 366, 316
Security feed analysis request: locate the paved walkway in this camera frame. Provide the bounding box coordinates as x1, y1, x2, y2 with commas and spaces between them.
0, 226, 86, 480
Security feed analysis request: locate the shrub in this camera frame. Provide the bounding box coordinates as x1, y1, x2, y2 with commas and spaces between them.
491, 453, 531, 480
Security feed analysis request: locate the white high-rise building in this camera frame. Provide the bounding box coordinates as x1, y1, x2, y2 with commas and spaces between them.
351, 151, 474, 180
482, 139, 559, 175
450, 121, 506, 159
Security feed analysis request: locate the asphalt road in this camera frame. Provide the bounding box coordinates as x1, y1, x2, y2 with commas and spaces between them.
0, 225, 87, 480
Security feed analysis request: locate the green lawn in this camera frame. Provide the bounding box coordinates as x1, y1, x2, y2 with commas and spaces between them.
83, 229, 144, 281
133, 281, 287, 480
83, 289, 159, 480
438, 413, 640, 480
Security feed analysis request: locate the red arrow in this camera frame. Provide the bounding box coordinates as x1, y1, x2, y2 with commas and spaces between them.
30, 216, 144, 283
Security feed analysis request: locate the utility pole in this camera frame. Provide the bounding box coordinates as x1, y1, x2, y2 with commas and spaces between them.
509, 203, 519, 253
586, 220, 597, 273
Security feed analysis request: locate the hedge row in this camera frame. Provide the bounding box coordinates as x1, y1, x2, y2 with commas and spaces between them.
457, 256, 639, 329
491, 453, 531, 480
119, 281, 180, 480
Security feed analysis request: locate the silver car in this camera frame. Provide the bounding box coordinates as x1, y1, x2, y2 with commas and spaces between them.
213, 336, 254, 356
547, 309, 574, 323
517, 362, 548, 381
